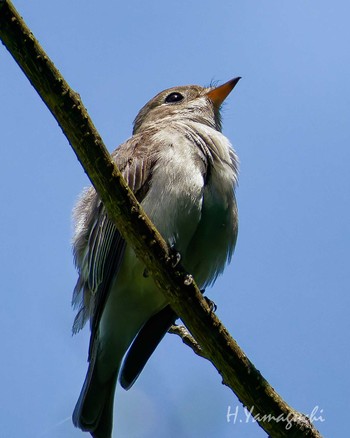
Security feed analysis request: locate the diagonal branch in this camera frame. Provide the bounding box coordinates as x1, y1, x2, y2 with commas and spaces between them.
0, 1, 322, 437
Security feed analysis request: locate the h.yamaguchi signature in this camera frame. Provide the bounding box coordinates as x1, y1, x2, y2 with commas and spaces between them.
226, 405, 325, 430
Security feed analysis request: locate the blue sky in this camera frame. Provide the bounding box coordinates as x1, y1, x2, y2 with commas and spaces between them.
1, 1, 349, 437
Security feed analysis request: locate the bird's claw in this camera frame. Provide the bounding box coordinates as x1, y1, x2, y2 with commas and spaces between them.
204, 296, 217, 313
169, 245, 181, 268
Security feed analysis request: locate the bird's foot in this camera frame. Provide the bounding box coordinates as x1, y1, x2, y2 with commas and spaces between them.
204, 296, 217, 313
168, 245, 181, 268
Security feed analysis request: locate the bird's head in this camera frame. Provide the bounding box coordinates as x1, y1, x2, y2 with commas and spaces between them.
133, 77, 241, 134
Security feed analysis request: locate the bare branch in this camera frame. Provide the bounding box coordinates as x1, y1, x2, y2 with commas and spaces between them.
0, 2, 323, 437
169, 324, 207, 359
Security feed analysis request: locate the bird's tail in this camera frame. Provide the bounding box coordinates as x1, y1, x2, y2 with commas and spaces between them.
72, 357, 118, 438
120, 305, 177, 389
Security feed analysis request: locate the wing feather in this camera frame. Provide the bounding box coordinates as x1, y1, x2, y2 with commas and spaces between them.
72, 131, 160, 346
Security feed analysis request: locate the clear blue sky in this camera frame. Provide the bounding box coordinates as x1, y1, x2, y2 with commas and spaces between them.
1, 1, 349, 437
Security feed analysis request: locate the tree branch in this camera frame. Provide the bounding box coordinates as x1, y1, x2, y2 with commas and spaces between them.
169, 324, 207, 359
0, 1, 322, 437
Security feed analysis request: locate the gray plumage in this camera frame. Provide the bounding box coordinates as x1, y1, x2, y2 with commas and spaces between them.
72, 79, 240, 438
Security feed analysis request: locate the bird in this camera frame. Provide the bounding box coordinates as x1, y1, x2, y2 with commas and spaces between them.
71, 77, 240, 437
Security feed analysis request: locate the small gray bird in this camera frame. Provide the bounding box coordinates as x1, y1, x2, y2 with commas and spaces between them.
72, 77, 240, 437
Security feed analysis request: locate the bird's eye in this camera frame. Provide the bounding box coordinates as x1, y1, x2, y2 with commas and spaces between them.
164, 92, 184, 104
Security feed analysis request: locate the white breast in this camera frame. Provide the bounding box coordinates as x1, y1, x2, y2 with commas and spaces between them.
141, 123, 238, 287
141, 127, 204, 250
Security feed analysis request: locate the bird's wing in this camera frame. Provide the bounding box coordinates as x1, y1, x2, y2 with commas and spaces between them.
72, 131, 160, 357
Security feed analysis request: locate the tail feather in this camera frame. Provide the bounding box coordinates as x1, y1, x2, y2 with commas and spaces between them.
73, 358, 118, 438
120, 305, 177, 390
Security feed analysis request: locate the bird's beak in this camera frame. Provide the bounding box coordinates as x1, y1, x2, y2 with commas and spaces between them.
206, 77, 241, 107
